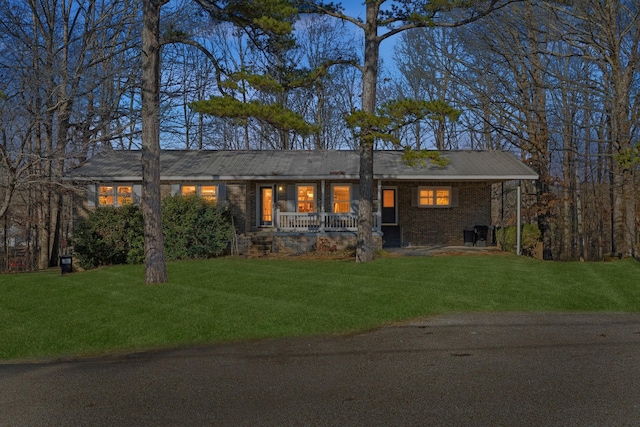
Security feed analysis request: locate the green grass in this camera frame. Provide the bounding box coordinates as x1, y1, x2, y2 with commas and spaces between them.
1, 254, 639, 360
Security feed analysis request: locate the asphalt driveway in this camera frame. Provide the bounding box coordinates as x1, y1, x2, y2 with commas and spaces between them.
2, 312, 640, 426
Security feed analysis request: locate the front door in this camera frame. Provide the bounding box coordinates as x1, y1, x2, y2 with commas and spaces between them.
381, 188, 397, 225
259, 185, 274, 226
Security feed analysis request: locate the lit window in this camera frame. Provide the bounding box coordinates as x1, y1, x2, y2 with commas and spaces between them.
201, 186, 217, 202
332, 185, 351, 213
297, 185, 315, 213
181, 185, 197, 196
418, 187, 451, 207
419, 189, 434, 206
436, 189, 450, 206
118, 186, 133, 205
180, 185, 217, 203
99, 186, 114, 206
98, 185, 133, 206
383, 189, 395, 208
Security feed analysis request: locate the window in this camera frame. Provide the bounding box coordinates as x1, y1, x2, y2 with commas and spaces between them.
332, 185, 351, 213
297, 185, 315, 213
383, 189, 395, 208
181, 184, 217, 203
181, 185, 197, 196
200, 186, 217, 202
417, 187, 451, 207
419, 189, 434, 206
98, 186, 114, 206
98, 185, 133, 206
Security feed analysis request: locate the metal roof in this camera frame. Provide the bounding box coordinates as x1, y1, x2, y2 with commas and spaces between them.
66, 150, 538, 182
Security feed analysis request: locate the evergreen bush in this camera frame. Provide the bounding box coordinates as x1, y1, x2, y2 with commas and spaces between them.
161, 195, 233, 261
498, 224, 541, 256
72, 204, 144, 269
72, 196, 233, 269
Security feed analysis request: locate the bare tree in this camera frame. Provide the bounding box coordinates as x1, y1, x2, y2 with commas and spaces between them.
0, 0, 142, 269
450, 2, 556, 257
294, 14, 360, 149
393, 27, 465, 150
400, 0, 639, 260
547, 0, 640, 258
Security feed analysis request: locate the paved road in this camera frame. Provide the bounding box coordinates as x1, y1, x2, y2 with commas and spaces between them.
2, 312, 640, 426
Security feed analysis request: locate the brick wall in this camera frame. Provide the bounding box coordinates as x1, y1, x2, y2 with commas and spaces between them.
397, 181, 492, 246
74, 179, 493, 251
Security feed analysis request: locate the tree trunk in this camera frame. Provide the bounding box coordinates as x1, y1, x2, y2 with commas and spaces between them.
141, 0, 167, 284
355, 2, 380, 263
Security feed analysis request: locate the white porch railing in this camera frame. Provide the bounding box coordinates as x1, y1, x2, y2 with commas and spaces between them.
276, 210, 380, 232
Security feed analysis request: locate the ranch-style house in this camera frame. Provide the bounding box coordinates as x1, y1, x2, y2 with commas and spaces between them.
65, 149, 538, 254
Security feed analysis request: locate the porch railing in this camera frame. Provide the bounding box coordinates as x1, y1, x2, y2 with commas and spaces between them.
276, 210, 380, 232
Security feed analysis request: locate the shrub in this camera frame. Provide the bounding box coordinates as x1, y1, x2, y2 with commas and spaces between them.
72, 204, 144, 269
497, 224, 541, 256
161, 195, 233, 261
73, 196, 233, 268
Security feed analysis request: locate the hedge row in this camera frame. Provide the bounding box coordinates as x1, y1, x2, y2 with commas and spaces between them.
72, 196, 233, 269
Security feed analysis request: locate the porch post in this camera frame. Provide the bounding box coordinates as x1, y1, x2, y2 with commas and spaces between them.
320, 179, 325, 232
517, 180, 522, 256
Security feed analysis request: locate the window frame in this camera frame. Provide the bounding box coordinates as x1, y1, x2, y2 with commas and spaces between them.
331, 184, 352, 214
417, 186, 452, 208
180, 184, 218, 203
98, 184, 134, 207
296, 183, 317, 213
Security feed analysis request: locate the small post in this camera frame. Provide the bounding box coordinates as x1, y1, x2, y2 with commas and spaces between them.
517, 180, 522, 256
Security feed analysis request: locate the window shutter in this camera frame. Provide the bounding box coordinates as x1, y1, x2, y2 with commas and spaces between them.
87, 184, 96, 207
287, 184, 296, 212
411, 187, 419, 207
350, 184, 360, 213
133, 184, 142, 205
450, 187, 459, 207
171, 184, 181, 196
217, 183, 226, 202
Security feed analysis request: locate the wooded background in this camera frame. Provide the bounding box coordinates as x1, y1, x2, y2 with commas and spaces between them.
1, 0, 638, 270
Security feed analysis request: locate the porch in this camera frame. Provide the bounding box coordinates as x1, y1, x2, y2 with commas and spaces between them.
275, 210, 381, 233
247, 218, 384, 256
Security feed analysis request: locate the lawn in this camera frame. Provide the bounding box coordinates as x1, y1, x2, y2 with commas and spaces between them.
1, 254, 639, 360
